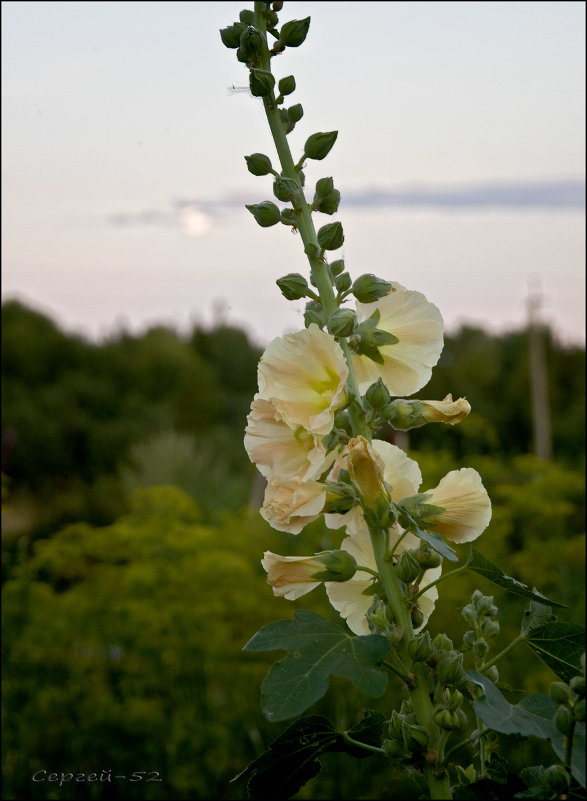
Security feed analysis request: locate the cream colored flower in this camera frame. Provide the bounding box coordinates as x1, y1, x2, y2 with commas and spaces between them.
422, 467, 492, 543
260, 477, 326, 534
257, 324, 349, 435
325, 438, 422, 534
388, 394, 471, 430
261, 549, 357, 600
244, 395, 335, 482
325, 527, 441, 636
352, 282, 444, 396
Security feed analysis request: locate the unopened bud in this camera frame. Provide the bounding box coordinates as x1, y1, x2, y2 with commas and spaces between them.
433, 707, 466, 731
555, 705, 574, 735
324, 482, 357, 514
279, 17, 311, 47
311, 549, 357, 583
481, 619, 500, 638
245, 152, 274, 176
240, 26, 265, 59
219, 22, 247, 48
315, 177, 334, 197
327, 308, 356, 337
335, 272, 352, 292
276, 273, 309, 301
570, 674, 586, 698
462, 630, 476, 649
410, 603, 424, 630
475, 595, 495, 615
273, 175, 299, 202
278, 75, 296, 95
365, 378, 391, 410
447, 689, 464, 711
574, 699, 585, 721
249, 68, 275, 97
436, 652, 464, 686
351, 273, 392, 303
550, 681, 571, 705
280, 208, 298, 226
408, 631, 434, 663
542, 765, 570, 795
433, 633, 454, 653
304, 131, 338, 161
383, 738, 409, 760
473, 638, 489, 660
461, 603, 478, 627
396, 551, 421, 584
317, 221, 344, 251
485, 665, 499, 682
404, 722, 429, 752
413, 546, 442, 570
313, 190, 340, 215
288, 103, 304, 123
367, 597, 393, 635
245, 200, 281, 227
330, 259, 345, 276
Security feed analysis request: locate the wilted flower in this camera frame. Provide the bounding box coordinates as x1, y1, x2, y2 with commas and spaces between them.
257, 324, 349, 435
421, 468, 492, 543
244, 395, 335, 482
260, 477, 326, 534
325, 527, 441, 635
326, 439, 422, 534
387, 394, 471, 430
352, 283, 444, 396
261, 549, 358, 600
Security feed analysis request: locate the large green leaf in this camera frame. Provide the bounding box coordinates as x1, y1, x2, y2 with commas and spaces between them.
524, 621, 586, 683
521, 599, 558, 636
465, 670, 558, 739
232, 711, 386, 800
244, 610, 389, 721
467, 549, 566, 607
415, 524, 459, 563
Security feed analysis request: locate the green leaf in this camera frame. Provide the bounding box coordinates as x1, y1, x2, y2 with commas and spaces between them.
414, 524, 459, 563
524, 621, 586, 682
244, 610, 389, 721
231, 711, 385, 800
521, 599, 558, 636
517, 695, 586, 788
467, 548, 566, 608
465, 670, 559, 739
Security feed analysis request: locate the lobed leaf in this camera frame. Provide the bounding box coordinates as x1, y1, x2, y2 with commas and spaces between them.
467, 549, 566, 607
244, 610, 389, 721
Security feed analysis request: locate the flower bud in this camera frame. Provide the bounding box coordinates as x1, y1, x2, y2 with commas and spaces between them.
433, 633, 454, 652
324, 482, 357, 514
335, 272, 352, 292
447, 689, 464, 711
245, 200, 281, 227
288, 103, 304, 123
366, 597, 394, 635
239, 9, 255, 24
433, 707, 466, 731
278, 75, 296, 95
272, 1, 283, 11
311, 549, 358, 583
409, 631, 434, 663
351, 273, 392, 303
404, 722, 430, 752
462, 630, 476, 649
574, 699, 585, 721
280, 208, 298, 226
471, 589, 484, 604
436, 652, 464, 686
570, 674, 586, 698
485, 665, 499, 682
410, 603, 425, 630
327, 308, 356, 337
474, 594, 495, 615
240, 26, 265, 60
555, 705, 574, 735
330, 259, 345, 276
315, 177, 334, 197
265, 9, 279, 28
473, 638, 489, 660
303, 307, 324, 328
396, 551, 421, 584
279, 16, 311, 47
276, 273, 309, 301
304, 131, 338, 161
413, 545, 442, 570
245, 152, 274, 176
383, 738, 410, 760
273, 175, 299, 202
317, 221, 344, 251
249, 68, 275, 97
461, 603, 478, 627
313, 190, 340, 215
346, 436, 388, 508
219, 22, 247, 48
364, 378, 391, 410
481, 618, 500, 638
542, 765, 570, 795
550, 681, 571, 705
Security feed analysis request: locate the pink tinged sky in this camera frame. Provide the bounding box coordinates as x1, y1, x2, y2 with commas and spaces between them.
1, 1, 585, 347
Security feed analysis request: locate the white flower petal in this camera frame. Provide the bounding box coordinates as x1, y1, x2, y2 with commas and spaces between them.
424, 467, 492, 543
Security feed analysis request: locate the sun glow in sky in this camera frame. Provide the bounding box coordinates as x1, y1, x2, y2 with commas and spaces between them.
2, 1, 585, 346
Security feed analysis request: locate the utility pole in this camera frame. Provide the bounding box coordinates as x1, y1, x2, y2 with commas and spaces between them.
527, 278, 552, 459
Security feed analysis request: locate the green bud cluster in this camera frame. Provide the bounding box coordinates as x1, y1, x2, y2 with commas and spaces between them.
550, 654, 586, 736
384, 703, 429, 760
312, 177, 341, 215
461, 590, 500, 669
408, 631, 434, 663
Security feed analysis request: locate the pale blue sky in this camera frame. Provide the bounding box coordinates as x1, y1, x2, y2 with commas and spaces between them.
2, 1, 585, 345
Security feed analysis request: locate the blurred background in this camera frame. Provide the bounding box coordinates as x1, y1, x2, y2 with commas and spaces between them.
2, 1, 585, 799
